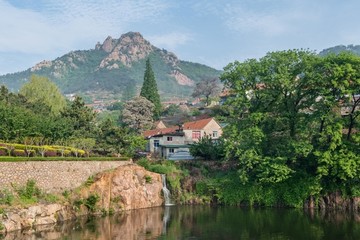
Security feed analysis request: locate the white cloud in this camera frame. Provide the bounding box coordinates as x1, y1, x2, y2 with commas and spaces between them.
0, 0, 170, 55
147, 32, 193, 50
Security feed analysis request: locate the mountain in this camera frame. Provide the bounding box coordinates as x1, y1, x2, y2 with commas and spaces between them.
319, 44, 360, 56
0, 32, 221, 101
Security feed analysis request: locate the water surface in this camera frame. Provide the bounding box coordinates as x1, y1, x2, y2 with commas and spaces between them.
2, 206, 360, 239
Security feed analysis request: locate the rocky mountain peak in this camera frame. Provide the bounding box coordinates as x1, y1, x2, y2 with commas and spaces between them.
99, 32, 155, 68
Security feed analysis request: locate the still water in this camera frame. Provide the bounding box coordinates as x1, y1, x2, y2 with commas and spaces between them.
2, 205, 360, 239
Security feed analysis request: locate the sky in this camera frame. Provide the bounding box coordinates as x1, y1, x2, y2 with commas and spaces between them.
1, 0, 360, 75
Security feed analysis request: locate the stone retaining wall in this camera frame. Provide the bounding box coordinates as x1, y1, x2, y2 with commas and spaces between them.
0, 161, 132, 193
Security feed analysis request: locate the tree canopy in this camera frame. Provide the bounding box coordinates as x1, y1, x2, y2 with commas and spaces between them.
19, 75, 67, 115
121, 96, 154, 133
220, 50, 360, 202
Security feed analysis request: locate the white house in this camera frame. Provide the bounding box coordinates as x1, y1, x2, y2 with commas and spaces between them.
143, 118, 222, 159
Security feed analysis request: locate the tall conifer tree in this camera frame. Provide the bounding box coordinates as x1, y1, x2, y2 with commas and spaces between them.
140, 58, 161, 119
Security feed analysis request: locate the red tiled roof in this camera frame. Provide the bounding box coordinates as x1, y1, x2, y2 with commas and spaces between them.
144, 117, 217, 138
143, 127, 178, 138
183, 118, 214, 130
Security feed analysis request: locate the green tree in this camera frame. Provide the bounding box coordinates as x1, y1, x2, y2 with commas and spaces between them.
140, 58, 162, 119
19, 75, 66, 115
121, 96, 154, 133
61, 96, 96, 136
221, 49, 360, 201
96, 119, 146, 157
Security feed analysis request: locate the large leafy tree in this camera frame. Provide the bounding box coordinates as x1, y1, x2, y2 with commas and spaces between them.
140, 58, 161, 119
121, 96, 154, 133
19, 75, 66, 115
221, 49, 360, 201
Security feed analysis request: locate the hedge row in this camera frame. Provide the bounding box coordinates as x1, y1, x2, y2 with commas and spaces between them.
0, 143, 86, 158
0, 156, 130, 162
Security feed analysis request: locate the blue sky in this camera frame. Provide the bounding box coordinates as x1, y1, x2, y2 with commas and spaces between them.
1, 0, 360, 75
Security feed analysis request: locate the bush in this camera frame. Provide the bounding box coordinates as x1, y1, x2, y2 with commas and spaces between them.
0, 189, 14, 205
85, 194, 99, 212
12, 149, 26, 157
17, 179, 41, 200
136, 158, 150, 169
190, 136, 225, 161
0, 147, 8, 156
145, 175, 152, 183
45, 150, 57, 157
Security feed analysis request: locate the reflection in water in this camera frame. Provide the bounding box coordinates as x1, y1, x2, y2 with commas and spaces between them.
162, 206, 171, 235
2, 206, 360, 239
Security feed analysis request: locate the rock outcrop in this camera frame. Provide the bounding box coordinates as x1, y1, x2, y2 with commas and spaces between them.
99, 32, 154, 68
0, 164, 164, 235
304, 191, 360, 211
79, 164, 164, 211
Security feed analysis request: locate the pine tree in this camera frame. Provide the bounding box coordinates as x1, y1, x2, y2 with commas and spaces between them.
140, 58, 161, 119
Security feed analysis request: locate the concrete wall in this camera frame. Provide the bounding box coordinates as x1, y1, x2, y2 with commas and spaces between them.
0, 160, 131, 193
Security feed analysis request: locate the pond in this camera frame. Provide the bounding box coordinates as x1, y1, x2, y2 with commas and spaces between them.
2, 205, 360, 239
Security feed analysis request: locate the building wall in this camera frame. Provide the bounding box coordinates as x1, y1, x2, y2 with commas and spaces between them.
148, 135, 185, 153
203, 119, 223, 138
183, 119, 223, 143
0, 160, 131, 193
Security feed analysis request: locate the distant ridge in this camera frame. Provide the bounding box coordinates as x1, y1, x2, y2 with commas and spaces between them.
319, 44, 360, 56
0, 32, 221, 101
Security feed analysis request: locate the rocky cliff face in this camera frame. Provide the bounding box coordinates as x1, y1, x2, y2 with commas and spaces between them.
0, 164, 164, 235
80, 164, 164, 211
99, 32, 156, 68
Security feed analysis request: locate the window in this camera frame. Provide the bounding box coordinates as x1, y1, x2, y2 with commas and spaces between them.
154, 140, 159, 148
169, 148, 175, 153
192, 131, 201, 139
212, 131, 218, 138
167, 136, 173, 141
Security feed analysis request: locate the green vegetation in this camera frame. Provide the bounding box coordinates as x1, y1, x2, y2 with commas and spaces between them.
140, 58, 162, 119
144, 175, 152, 183
0, 82, 146, 158
19, 75, 67, 115
217, 50, 360, 207
121, 96, 154, 133
0, 180, 68, 207
190, 135, 225, 161
85, 194, 100, 212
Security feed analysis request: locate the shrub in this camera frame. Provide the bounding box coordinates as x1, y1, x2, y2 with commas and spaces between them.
145, 175, 152, 183
85, 194, 99, 212
17, 179, 41, 200
12, 149, 26, 157
136, 158, 150, 169
0, 189, 14, 205
190, 136, 225, 161
45, 150, 57, 157
0, 147, 8, 156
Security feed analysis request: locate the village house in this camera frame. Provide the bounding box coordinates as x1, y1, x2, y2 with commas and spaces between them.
143, 117, 222, 160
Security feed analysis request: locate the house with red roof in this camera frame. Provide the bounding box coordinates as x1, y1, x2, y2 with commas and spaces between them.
143, 117, 222, 159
